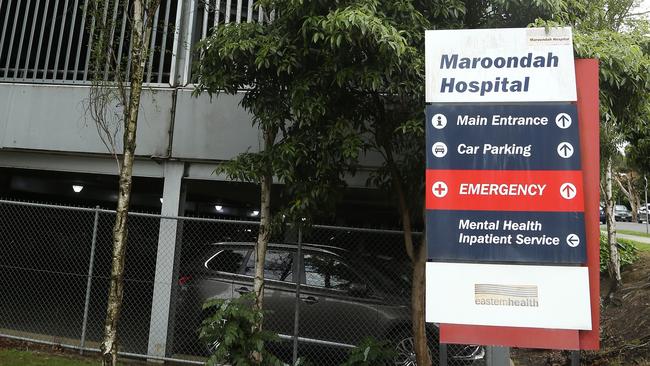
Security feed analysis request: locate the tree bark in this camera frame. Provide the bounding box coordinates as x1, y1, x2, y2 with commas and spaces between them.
411, 240, 429, 366
616, 173, 640, 222
100, 1, 153, 364
387, 157, 430, 366
251, 125, 276, 364
605, 157, 622, 284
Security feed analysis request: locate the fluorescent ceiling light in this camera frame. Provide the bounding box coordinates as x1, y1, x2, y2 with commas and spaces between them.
72, 185, 84, 193
252, 210, 260, 217
159, 198, 164, 204
215, 205, 223, 212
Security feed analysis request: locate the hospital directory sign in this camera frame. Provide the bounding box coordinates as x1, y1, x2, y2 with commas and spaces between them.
424, 27, 597, 340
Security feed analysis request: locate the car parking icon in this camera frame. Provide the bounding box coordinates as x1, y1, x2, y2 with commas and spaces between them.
431, 142, 448, 158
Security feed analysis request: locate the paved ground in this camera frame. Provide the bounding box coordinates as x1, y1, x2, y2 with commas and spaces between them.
601, 222, 650, 234
600, 222, 650, 243
617, 233, 650, 244
610, 221, 650, 234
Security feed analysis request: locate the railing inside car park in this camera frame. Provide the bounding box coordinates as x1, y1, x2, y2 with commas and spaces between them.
0, 198, 484, 365
196, 0, 273, 35
0, 0, 269, 86
0, 0, 176, 84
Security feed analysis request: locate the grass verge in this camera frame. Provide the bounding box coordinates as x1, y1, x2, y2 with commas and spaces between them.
617, 229, 650, 239
0, 349, 98, 366
618, 238, 650, 253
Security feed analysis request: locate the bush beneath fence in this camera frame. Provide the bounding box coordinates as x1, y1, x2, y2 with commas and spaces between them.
199, 293, 397, 366
340, 338, 395, 366
200, 293, 283, 366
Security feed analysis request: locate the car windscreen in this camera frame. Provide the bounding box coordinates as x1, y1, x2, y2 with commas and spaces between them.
204, 248, 249, 273
345, 255, 410, 295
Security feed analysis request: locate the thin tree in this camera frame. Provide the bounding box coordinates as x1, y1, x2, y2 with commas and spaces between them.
615, 169, 642, 223
84, 0, 160, 364
556, 0, 650, 284
194, 4, 364, 363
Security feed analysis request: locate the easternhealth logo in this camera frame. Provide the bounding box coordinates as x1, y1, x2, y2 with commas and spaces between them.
474, 284, 539, 307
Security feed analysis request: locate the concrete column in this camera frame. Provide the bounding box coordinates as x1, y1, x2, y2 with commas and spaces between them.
487, 346, 512, 366
170, 0, 197, 86
147, 161, 186, 358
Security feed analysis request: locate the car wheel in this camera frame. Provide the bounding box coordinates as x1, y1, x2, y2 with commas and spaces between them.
394, 336, 418, 366
206, 339, 221, 355
393, 332, 438, 366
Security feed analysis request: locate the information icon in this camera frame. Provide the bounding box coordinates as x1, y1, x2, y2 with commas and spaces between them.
432, 142, 448, 158
431, 114, 447, 129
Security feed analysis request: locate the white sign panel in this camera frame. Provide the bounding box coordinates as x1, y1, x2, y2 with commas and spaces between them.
425, 27, 576, 103
426, 262, 591, 330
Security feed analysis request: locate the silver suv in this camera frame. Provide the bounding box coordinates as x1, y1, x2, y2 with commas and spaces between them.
174, 242, 484, 364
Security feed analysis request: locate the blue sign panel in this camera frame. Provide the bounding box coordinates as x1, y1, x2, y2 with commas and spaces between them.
426, 104, 580, 171
425, 102, 586, 265
426, 210, 586, 264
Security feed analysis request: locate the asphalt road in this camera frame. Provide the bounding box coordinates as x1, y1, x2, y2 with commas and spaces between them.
601, 221, 650, 234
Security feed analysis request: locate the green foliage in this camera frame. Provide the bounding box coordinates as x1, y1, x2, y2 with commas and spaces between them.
340, 338, 396, 366
600, 235, 639, 272
193, 0, 562, 227
575, 29, 650, 160
538, 1, 650, 164
199, 293, 283, 366
463, 0, 561, 28
555, 0, 644, 32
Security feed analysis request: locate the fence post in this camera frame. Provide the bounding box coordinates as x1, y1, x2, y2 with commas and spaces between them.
292, 226, 303, 365
80, 205, 100, 355
439, 342, 448, 366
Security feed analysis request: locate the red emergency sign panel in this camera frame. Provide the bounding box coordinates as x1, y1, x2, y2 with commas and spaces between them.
426, 169, 584, 212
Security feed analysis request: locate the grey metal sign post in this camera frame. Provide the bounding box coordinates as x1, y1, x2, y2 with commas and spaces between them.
643, 175, 650, 234
486, 346, 510, 366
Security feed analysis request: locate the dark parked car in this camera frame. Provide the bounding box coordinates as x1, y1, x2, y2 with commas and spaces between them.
614, 205, 632, 222
174, 242, 484, 364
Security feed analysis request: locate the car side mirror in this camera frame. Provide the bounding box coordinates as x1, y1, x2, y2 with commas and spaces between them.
349, 282, 368, 296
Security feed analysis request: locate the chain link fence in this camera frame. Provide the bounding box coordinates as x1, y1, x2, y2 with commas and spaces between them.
0, 199, 484, 365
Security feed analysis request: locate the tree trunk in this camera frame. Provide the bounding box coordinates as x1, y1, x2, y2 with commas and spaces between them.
251, 125, 276, 364
605, 157, 622, 284
389, 159, 430, 366
253, 166, 271, 315
628, 177, 639, 223
616, 173, 640, 222
100, 1, 151, 364
411, 241, 429, 366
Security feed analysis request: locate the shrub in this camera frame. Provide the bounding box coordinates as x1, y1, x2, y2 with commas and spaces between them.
340, 338, 396, 366
199, 293, 283, 366
600, 235, 639, 272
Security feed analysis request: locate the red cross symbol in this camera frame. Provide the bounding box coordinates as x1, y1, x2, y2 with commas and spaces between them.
432, 181, 448, 198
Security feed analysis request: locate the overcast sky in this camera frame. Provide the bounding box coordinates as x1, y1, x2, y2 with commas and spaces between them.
637, 0, 650, 17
